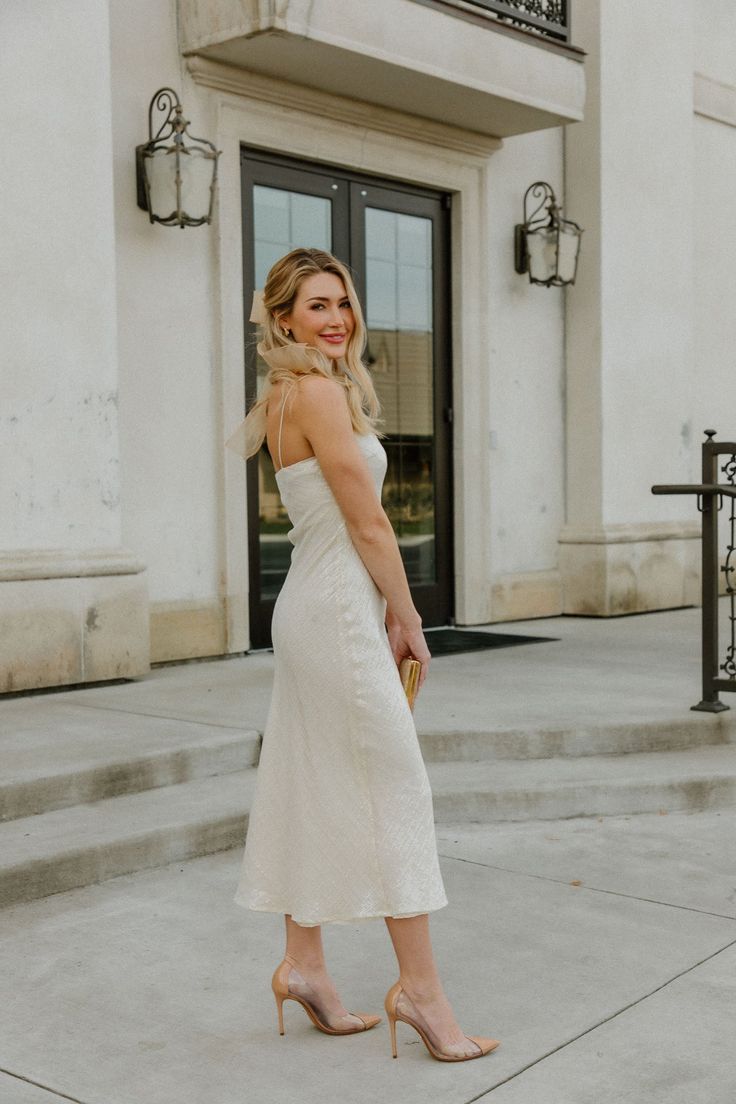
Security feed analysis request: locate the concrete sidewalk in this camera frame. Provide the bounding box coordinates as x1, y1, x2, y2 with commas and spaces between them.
1, 809, 734, 1104
1, 605, 735, 1102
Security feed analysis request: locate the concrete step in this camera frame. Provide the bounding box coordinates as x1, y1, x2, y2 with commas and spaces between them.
3, 743, 736, 909
0, 770, 255, 908
428, 744, 736, 822
0, 702, 260, 821
4, 701, 733, 830
418, 713, 736, 762
6, 715, 733, 827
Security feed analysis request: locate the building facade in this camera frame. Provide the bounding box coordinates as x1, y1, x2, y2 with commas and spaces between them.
2, 0, 732, 692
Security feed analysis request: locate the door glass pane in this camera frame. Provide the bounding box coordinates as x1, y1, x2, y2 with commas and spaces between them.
254, 186, 332, 600
365, 208, 436, 586
253, 185, 331, 285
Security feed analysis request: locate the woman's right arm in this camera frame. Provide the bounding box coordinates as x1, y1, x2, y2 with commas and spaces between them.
292, 376, 431, 683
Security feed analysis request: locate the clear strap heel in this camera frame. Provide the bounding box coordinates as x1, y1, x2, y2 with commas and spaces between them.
272, 956, 382, 1036
384, 979, 500, 1062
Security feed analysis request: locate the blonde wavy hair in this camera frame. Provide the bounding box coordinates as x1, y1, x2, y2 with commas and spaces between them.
233, 248, 385, 461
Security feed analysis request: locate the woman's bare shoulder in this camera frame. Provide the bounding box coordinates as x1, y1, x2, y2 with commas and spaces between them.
294, 373, 344, 396
291, 374, 348, 414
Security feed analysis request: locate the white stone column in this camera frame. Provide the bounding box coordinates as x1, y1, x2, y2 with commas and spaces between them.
0, 0, 149, 691
561, 0, 700, 615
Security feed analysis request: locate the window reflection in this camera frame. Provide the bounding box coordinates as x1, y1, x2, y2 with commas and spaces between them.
254, 194, 438, 597
365, 208, 436, 585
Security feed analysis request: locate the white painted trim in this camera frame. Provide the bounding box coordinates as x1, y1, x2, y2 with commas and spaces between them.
694, 73, 736, 129
188, 56, 502, 157
195, 58, 498, 648
0, 547, 146, 582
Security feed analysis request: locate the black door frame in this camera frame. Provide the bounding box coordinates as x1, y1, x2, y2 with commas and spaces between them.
240, 147, 454, 648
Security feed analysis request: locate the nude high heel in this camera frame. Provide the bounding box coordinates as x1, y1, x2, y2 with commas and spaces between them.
272, 955, 382, 1036
384, 979, 500, 1062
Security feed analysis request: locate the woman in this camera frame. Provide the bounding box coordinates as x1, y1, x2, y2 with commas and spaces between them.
226, 248, 499, 1063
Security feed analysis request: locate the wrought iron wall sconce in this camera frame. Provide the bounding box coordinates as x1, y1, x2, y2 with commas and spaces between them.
136, 87, 220, 228
514, 181, 583, 287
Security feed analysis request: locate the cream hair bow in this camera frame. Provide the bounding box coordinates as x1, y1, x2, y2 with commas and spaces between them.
249, 289, 269, 326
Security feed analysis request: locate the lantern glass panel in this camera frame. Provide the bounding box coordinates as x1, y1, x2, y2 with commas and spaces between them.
145, 147, 178, 221
526, 227, 557, 284
178, 147, 215, 221
145, 145, 214, 223
557, 222, 581, 283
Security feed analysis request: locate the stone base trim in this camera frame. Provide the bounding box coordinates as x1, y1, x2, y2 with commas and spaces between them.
0, 560, 150, 693
490, 570, 562, 622
559, 524, 700, 616
150, 600, 227, 664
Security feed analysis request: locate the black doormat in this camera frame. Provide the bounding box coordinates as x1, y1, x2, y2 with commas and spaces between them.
423, 627, 558, 657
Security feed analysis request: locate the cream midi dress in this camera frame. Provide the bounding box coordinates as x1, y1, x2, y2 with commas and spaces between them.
231, 365, 448, 927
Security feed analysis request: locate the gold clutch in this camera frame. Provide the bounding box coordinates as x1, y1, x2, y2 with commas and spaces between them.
399, 657, 422, 711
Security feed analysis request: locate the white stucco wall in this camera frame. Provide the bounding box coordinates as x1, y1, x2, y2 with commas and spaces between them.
0, 0, 121, 551
694, 0, 736, 84
693, 114, 736, 445
486, 128, 566, 577
693, 0, 736, 445
109, 0, 221, 605
599, 0, 695, 527
566, 0, 696, 533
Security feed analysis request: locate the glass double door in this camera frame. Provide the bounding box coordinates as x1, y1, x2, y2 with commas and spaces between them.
241, 149, 453, 648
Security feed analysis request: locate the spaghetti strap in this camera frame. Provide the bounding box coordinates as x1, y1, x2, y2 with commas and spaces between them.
277, 382, 295, 470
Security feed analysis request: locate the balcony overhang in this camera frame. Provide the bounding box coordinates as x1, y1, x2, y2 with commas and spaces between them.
178, 0, 585, 139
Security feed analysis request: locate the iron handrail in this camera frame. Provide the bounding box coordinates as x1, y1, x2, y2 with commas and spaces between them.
652, 484, 736, 498
651, 432, 736, 712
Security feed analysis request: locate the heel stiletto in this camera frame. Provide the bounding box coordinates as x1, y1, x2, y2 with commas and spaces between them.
384, 980, 500, 1062
272, 957, 382, 1036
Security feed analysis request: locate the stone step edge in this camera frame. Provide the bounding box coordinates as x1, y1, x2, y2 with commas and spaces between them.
431, 773, 736, 822
425, 741, 736, 783
0, 771, 255, 909
418, 714, 736, 760
6, 709, 730, 831
3, 707, 733, 824
0, 730, 261, 823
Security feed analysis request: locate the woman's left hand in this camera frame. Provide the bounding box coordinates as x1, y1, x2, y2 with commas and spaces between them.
384, 610, 431, 690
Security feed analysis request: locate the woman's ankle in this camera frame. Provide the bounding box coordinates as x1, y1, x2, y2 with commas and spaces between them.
398, 973, 445, 1002
285, 950, 327, 973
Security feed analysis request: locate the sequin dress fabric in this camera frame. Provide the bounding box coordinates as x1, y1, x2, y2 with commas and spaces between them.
232, 385, 448, 927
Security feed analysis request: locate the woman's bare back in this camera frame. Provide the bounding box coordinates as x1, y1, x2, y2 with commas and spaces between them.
266, 379, 315, 472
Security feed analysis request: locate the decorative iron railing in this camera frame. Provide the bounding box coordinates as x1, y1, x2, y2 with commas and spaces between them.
652, 430, 736, 712
455, 0, 570, 43
721, 452, 736, 682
